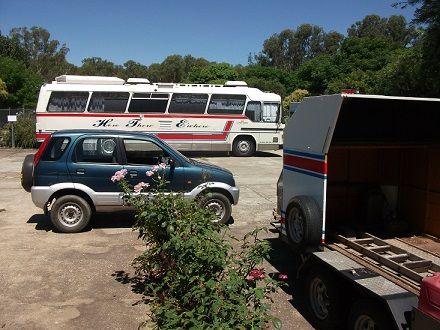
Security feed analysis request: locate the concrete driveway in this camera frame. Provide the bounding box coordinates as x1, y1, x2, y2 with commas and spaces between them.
0, 148, 313, 329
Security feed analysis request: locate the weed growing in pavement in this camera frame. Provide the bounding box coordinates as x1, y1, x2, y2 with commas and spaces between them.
112, 165, 287, 329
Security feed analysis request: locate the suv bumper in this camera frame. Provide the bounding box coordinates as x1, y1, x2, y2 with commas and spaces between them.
31, 186, 54, 209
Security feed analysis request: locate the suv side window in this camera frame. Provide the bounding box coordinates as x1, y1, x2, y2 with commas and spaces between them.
123, 139, 167, 165
41, 137, 71, 161
74, 137, 119, 164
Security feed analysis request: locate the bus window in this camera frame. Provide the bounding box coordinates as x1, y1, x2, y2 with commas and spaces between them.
262, 103, 279, 122
168, 93, 208, 114
88, 92, 129, 113
208, 95, 246, 115
128, 93, 169, 113
245, 101, 262, 122
47, 91, 89, 112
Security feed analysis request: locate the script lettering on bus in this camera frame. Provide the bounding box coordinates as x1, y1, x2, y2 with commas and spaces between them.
92, 119, 119, 128
176, 119, 208, 129
125, 118, 153, 128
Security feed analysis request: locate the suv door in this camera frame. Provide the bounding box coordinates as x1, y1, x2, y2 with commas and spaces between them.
121, 138, 185, 192
67, 136, 123, 193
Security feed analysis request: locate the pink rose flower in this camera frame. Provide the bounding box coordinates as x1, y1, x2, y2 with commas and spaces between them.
134, 182, 149, 193
146, 170, 154, 177
278, 274, 288, 281
111, 169, 128, 182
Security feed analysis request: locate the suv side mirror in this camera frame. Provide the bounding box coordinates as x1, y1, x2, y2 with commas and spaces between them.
169, 158, 176, 168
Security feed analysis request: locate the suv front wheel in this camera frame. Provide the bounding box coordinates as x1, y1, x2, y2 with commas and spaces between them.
199, 192, 232, 224
50, 195, 92, 233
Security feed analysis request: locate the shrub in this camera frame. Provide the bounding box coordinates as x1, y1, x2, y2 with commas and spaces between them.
113, 166, 286, 329
1, 111, 36, 148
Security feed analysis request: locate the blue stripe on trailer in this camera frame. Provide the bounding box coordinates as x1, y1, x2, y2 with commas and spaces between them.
284, 148, 325, 160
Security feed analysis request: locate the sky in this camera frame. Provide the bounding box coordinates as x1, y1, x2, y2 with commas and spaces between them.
0, 0, 417, 67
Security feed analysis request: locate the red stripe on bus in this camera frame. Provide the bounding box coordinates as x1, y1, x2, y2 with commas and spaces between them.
35, 121, 234, 142
283, 154, 327, 175
36, 113, 247, 119
156, 121, 233, 141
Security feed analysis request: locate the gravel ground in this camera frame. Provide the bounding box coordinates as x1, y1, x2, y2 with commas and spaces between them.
0, 148, 313, 330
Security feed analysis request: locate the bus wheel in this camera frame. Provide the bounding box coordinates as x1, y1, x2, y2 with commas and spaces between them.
348, 299, 393, 330
304, 267, 342, 329
286, 196, 321, 251
232, 137, 255, 157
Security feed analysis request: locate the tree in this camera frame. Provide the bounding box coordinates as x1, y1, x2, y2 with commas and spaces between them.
0, 33, 29, 64
295, 55, 340, 94
256, 24, 344, 71
9, 26, 70, 81
348, 14, 417, 46
396, 0, 440, 96
187, 63, 238, 84
0, 78, 8, 101
0, 56, 43, 108
78, 57, 122, 76
122, 60, 149, 80
159, 55, 185, 82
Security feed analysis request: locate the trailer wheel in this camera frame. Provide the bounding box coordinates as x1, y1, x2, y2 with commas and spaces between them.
286, 196, 321, 250
348, 299, 394, 330
303, 267, 342, 329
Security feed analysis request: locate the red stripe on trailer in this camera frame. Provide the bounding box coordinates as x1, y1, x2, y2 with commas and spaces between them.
284, 154, 327, 175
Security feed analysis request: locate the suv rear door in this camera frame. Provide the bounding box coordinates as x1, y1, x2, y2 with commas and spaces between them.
67, 135, 124, 193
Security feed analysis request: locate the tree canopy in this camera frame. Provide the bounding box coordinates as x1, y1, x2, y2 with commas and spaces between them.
0, 3, 439, 109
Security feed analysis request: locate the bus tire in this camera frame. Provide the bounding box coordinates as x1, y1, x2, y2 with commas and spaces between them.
303, 267, 342, 330
21, 154, 34, 192
285, 196, 321, 251
348, 299, 394, 330
232, 136, 255, 157
50, 195, 92, 233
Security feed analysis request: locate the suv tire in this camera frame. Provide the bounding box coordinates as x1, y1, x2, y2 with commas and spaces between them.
199, 192, 232, 224
21, 154, 34, 192
50, 195, 92, 233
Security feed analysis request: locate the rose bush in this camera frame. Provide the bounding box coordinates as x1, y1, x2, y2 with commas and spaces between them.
113, 165, 287, 329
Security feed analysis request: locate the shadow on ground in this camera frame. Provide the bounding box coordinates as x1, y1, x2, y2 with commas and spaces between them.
264, 237, 317, 328
27, 211, 136, 232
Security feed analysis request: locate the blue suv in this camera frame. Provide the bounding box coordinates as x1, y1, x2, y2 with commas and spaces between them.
22, 130, 239, 233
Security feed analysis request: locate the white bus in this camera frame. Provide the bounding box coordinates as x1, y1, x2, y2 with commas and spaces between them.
35, 75, 283, 156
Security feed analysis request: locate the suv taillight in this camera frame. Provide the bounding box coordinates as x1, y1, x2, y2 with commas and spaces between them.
33, 136, 51, 168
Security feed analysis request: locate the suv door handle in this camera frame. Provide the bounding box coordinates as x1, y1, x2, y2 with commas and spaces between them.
129, 170, 137, 178
76, 168, 85, 175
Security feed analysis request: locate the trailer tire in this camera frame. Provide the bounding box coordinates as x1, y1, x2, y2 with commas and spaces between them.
348, 299, 394, 330
303, 267, 342, 329
285, 196, 321, 250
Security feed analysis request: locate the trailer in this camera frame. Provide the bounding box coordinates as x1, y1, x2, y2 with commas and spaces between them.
273, 94, 440, 329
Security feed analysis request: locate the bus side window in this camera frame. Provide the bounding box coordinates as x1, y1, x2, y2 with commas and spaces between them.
245, 101, 262, 122
47, 92, 89, 112
207, 95, 246, 115
168, 94, 208, 114
88, 92, 129, 113
128, 93, 169, 113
